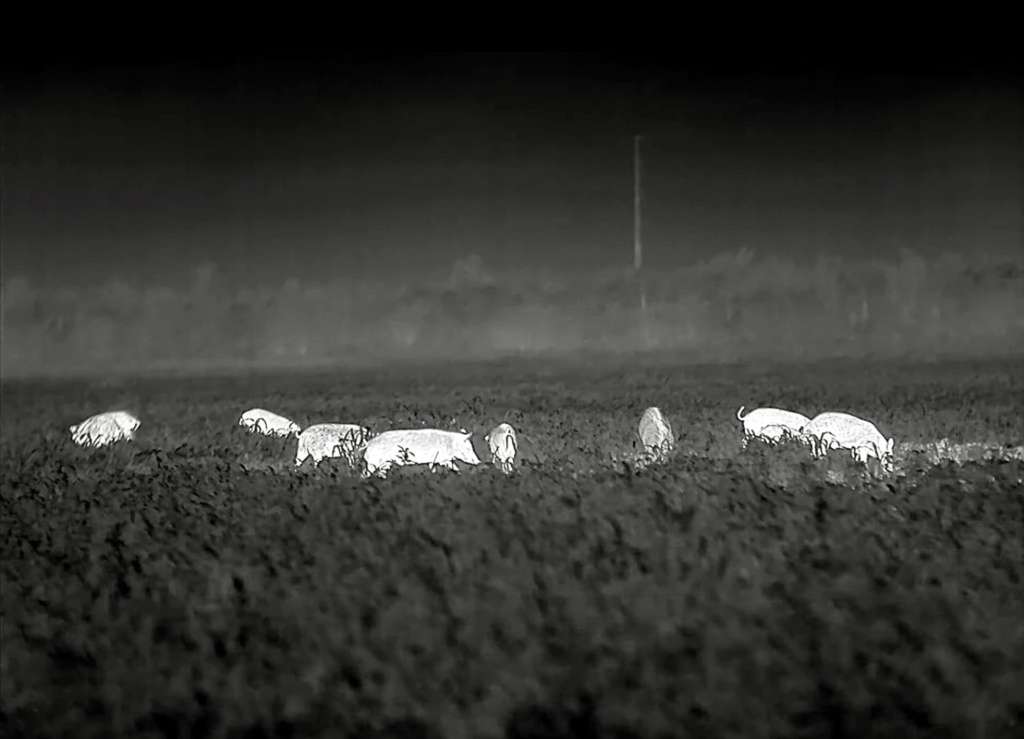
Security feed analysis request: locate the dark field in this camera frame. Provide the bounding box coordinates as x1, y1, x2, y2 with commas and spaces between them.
2, 357, 1023, 739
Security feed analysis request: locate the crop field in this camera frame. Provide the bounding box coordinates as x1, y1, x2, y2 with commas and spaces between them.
2, 356, 1023, 739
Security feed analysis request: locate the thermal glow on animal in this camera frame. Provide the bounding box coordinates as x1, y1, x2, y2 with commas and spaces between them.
295, 423, 373, 467
361, 429, 482, 478
800, 411, 895, 473
485, 422, 518, 473
238, 408, 301, 437
636, 406, 674, 463
736, 406, 811, 448
69, 411, 141, 447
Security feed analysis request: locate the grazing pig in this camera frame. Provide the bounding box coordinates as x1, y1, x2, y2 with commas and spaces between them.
295, 423, 373, 467
485, 422, 518, 473
736, 406, 811, 449
635, 406, 675, 464
361, 429, 481, 478
69, 411, 141, 447
239, 408, 301, 437
801, 411, 895, 473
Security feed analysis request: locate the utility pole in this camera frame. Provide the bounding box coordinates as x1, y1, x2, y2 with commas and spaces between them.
634, 134, 649, 346
634, 134, 643, 273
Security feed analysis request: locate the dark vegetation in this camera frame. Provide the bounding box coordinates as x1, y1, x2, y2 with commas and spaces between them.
2, 357, 1023, 738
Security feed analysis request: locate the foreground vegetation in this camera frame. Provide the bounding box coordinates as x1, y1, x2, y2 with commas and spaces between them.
2, 357, 1023, 738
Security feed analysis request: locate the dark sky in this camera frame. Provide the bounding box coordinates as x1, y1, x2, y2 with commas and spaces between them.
3, 48, 1021, 287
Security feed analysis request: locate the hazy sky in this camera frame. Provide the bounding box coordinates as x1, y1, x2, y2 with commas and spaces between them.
3, 49, 1021, 287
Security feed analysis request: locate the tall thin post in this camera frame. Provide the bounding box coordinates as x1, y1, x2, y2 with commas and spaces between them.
633, 135, 643, 273
634, 135, 649, 346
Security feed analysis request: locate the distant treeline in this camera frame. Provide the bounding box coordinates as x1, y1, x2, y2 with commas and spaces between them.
3, 249, 1023, 378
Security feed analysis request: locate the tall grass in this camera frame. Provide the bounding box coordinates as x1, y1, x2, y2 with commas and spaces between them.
3, 248, 1022, 377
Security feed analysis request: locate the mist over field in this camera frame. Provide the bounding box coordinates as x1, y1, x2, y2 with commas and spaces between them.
3, 249, 1023, 378
5, 51, 1023, 381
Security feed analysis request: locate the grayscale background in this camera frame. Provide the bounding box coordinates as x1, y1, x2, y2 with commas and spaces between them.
3, 49, 1021, 376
